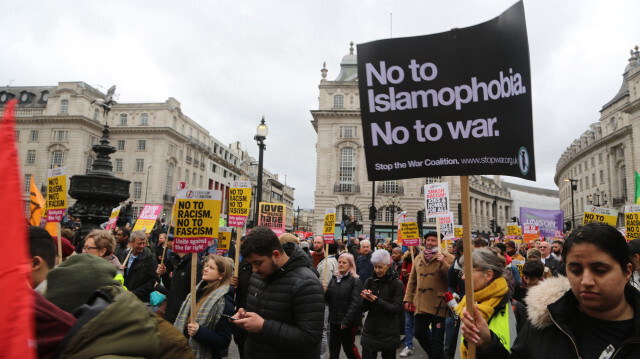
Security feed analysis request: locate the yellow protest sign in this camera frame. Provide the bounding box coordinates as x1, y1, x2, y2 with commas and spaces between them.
625, 205, 640, 240
323, 208, 336, 243
258, 202, 286, 236
400, 217, 419, 246
46, 167, 67, 222
229, 181, 252, 227
583, 206, 618, 227
106, 206, 121, 230
506, 222, 519, 239
174, 189, 222, 253
133, 204, 162, 233
217, 226, 232, 250
454, 225, 463, 238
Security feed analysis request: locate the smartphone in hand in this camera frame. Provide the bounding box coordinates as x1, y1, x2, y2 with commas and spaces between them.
221, 313, 238, 321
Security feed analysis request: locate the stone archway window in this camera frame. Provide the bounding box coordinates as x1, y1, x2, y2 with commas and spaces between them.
339, 147, 356, 192
50, 150, 64, 169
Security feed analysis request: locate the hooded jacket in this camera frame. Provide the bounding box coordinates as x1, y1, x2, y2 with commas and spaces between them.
244, 244, 325, 359
325, 272, 363, 327
361, 268, 404, 351
403, 250, 454, 317
476, 276, 640, 359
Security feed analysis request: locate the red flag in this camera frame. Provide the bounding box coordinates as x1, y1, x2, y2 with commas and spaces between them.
0, 99, 35, 358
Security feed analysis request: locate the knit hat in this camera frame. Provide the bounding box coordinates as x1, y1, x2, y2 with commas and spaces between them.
45, 253, 120, 313
505, 240, 516, 248
51, 236, 75, 258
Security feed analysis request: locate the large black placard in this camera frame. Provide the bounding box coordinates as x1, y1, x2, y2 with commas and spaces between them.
357, 1, 534, 181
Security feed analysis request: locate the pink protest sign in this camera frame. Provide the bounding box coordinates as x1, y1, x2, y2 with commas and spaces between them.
132, 204, 162, 233
106, 206, 121, 231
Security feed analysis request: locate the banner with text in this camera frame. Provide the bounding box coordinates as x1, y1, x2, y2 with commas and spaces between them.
454, 225, 463, 238
582, 206, 618, 227
323, 208, 336, 243
258, 202, 286, 237
625, 205, 640, 240
425, 182, 450, 218
522, 224, 539, 243
400, 217, 419, 246
519, 207, 564, 238
133, 204, 163, 233
174, 189, 222, 253
356, 2, 534, 181
106, 206, 121, 231
217, 226, 232, 251
229, 181, 252, 227
506, 222, 519, 239
439, 212, 455, 237
46, 167, 67, 222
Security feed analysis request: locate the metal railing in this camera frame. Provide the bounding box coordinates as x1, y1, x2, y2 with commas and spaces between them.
334, 184, 360, 193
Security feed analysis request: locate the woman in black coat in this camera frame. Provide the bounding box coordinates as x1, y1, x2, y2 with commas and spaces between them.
361, 249, 404, 359
324, 253, 363, 359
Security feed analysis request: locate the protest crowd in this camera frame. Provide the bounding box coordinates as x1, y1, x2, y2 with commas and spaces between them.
26, 211, 640, 358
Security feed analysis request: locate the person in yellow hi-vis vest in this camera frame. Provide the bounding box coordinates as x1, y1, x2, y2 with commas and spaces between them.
455, 248, 516, 358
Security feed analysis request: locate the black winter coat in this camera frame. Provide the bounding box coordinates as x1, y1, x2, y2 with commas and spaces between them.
244, 245, 325, 359
161, 252, 202, 324
361, 269, 404, 351
477, 277, 640, 359
124, 247, 159, 303
325, 273, 363, 327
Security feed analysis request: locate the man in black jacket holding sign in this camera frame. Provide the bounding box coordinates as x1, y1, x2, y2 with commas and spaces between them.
233, 226, 325, 359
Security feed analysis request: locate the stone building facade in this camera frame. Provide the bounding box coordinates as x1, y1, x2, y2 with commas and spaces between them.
6, 81, 294, 225
555, 47, 640, 228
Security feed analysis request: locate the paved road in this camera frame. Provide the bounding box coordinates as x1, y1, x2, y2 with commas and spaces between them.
225, 334, 430, 358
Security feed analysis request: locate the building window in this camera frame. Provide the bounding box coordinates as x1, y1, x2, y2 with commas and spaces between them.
117, 140, 125, 150
133, 182, 142, 198
621, 165, 628, 199
185, 170, 189, 183
26, 150, 36, 164
115, 158, 123, 172
340, 126, 356, 138
384, 206, 401, 222
24, 174, 31, 192
339, 204, 363, 222
135, 159, 144, 172
199, 175, 203, 188
85, 157, 94, 174
30, 130, 39, 142
94, 108, 99, 121
585, 176, 589, 188
382, 180, 399, 193
599, 153, 603, 163
600, 170, 604, 184
50, 150, 64, 168
592, 173, 596, 187
192, 172, 196, 185
426, 177, 441, 184
138, 140, 146, 151
165, 162, 174, 195
168, 144, 175, 155
120, 114, 127, 126
334, 95, 344, 108
212, 164, 217, 173
90, 136, 98, 146
223, 170, 227, 178
172, 117, 177, 128
591, 157, 595, 167
53, 130, 68, 142
339, 147, 356, 191
140, 113, 148, 125
60, 99, 69, 114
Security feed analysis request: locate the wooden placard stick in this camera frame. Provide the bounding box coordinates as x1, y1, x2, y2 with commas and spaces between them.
460, 175, 476, 359
122, 247, 132, 269
190, 253, 197, 324
160, 209, 175, 265
436, 217, 442, 254
323, 243, 329, 285
56, 223, 62, 265
234, 227, 242, 277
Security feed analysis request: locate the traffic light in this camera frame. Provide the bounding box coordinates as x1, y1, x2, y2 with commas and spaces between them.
417, 210, 424, 234
369, 206, 377, 220
511, 216, 518, 224
489, 219, 496, 232
564, 220, 572, 232
496, 226, 502, 234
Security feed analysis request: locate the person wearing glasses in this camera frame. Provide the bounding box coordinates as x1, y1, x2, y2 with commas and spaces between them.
83, 229, 123, 274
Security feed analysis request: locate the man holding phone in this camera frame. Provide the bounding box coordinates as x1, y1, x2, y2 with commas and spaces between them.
231, 226, 324, 359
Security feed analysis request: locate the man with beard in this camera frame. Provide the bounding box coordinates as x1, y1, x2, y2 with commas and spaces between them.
233, 226, 324, 359
114, 228, 130, 263
551, 239, 563, 260
311, 235, 325, 267
404, 232, 454, 359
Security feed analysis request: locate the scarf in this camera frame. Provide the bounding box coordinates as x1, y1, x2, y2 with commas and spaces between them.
455, 276, 508, 359
423, 247, 438, 262
174, 282, 230, 359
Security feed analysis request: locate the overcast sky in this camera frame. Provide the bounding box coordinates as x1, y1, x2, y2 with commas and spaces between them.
3, 0, 639, 209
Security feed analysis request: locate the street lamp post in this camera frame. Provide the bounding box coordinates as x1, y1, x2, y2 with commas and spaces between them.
564, 178, 578, 230
589, 189, 608, 207
144, 165, 151, 204
253, 117, 268, 226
